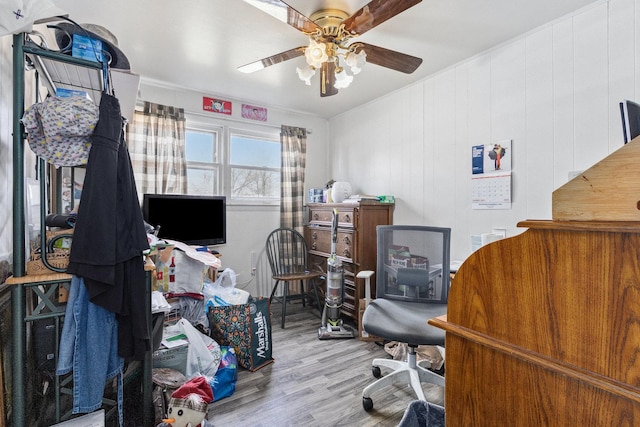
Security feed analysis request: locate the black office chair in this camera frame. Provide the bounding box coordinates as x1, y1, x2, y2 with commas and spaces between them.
265, 227, 323, 328
361, 225, 450, 412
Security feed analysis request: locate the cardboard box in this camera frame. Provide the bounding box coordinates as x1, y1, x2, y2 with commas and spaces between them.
152, 344, 189, 375
26, 229, 73, 275
388, 245, 410, 262
390, 255, 412, 268
26, 251, 70, 275
411, 256, 429, 270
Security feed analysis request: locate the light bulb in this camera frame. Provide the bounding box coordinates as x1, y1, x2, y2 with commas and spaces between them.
345, 49, 366, 75
304, 38, 328, 68
334, 68, 353, 89
297, 65, 316, 85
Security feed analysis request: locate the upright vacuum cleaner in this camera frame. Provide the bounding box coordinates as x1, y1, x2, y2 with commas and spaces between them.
318, 208, 356, 340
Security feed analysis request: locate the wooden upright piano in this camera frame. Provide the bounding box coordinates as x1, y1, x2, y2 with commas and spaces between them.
430, 140, 640, 425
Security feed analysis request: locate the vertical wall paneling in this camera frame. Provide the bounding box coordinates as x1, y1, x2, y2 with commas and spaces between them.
573, 3, 609, 168
379, 91, 416, 214
0, 36, 11, 260
370, 100, 396, 194
419, 79, 435, 226
525, 27, 555, 219
636, 0, 640, 101
371, 102, 394, 193
328, 0, 635, 262
432, 70, 457, 227
454, 65, 471, 255
400, 83, 425, 224
327, 113, 346, 184
465, 55, 494, 237
489, 41, 527, 230
608, 0, 635, 150
552, 18, 576, 188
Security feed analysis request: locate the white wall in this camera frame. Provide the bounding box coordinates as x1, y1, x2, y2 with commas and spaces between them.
0, 35, 38, 271
328, 0, 635, 263
136, 80, 329, 296
0, 35, 13, 267
3, 0, 636, 288
0, 58, 329, 295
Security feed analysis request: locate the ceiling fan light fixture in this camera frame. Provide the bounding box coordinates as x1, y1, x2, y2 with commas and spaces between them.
334, 67, 353, 89
297, 65, 316, 85
241, 0, 424, 97
305, 38, 328, 68
345, 49, 366, 74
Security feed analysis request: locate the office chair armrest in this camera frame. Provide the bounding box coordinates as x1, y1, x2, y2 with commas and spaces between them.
356, 270, 375, 304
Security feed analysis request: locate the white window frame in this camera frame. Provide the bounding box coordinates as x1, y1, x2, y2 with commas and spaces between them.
185, 113, 280, 205
185, 121, 224, 196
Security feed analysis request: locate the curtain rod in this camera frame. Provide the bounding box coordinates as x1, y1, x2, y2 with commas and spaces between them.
135, 101, 312, 134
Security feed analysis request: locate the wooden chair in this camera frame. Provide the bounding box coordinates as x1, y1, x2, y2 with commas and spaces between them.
265, 227, 323, 328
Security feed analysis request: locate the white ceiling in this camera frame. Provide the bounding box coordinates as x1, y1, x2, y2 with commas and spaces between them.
51, 0, 600, 118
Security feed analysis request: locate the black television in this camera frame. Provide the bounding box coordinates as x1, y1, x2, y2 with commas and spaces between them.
142, 194, 226, 246
620, 99, 640, 144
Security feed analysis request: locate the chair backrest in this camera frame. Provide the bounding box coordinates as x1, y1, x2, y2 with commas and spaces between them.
265, 227, 311, 277
376, 225, 451, 304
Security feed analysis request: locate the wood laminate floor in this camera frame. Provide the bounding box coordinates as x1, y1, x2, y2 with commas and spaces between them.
206, 301, 444, 427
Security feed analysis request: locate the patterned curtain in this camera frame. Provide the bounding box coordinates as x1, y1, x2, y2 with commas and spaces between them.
126, 101, 187, 200
280, 125, 308, 231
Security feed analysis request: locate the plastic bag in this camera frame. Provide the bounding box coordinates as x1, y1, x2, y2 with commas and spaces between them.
171, 296, 209, 334
203, 269, 250, 308
384, 341, 444, 370
216, 268, 236, 288
209, 346, 238, 401
177, 318, 222, 379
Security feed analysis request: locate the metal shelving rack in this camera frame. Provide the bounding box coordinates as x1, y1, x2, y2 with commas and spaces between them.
9, 32, 152, 427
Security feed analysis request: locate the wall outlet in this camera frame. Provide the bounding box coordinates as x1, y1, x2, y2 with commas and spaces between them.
491, 228, 507, 239
251, 251, 256, 276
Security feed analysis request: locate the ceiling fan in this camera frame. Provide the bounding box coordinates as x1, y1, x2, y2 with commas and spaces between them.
238, 0, 423, 97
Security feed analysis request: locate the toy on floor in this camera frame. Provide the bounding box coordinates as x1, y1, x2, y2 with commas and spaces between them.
158, 376, 214, 427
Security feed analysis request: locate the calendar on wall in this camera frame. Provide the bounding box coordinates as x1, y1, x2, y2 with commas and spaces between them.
471, 140, 512, 210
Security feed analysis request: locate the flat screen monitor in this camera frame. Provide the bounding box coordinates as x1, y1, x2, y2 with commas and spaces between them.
142, 194, 226, 246
620, 99, 640, 144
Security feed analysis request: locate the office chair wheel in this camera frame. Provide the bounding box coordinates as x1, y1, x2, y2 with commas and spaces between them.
363, 396, 374, 412
372, 366, 382, 378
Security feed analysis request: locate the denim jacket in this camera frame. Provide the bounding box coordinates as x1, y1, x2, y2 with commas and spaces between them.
57, 275, 123, 424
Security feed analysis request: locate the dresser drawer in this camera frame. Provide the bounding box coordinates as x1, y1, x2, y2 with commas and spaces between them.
308, 253, 327, 274
308, 206, 356, 229
343, 278, 356, 316
305, 226, 354, 262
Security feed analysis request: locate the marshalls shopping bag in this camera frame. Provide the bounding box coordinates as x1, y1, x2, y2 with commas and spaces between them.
207, 297, 274, 371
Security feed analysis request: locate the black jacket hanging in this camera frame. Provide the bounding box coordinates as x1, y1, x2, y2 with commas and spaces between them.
67, 93, 151, 360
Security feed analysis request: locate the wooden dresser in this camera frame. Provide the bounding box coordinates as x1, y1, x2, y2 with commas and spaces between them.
304, 201, 393, 325
430, 139, 640, 425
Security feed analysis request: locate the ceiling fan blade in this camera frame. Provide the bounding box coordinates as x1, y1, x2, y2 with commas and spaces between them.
238, 47, 305, 73
242, 0, 321, 34
343, 0, 422, 36
359, 43, 422, 74
320, 61, 338, 97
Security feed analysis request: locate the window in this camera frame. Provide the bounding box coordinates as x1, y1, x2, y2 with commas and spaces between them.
185, 128, 222, 195
229, 130, 280, 201
184, 116, 280, 204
